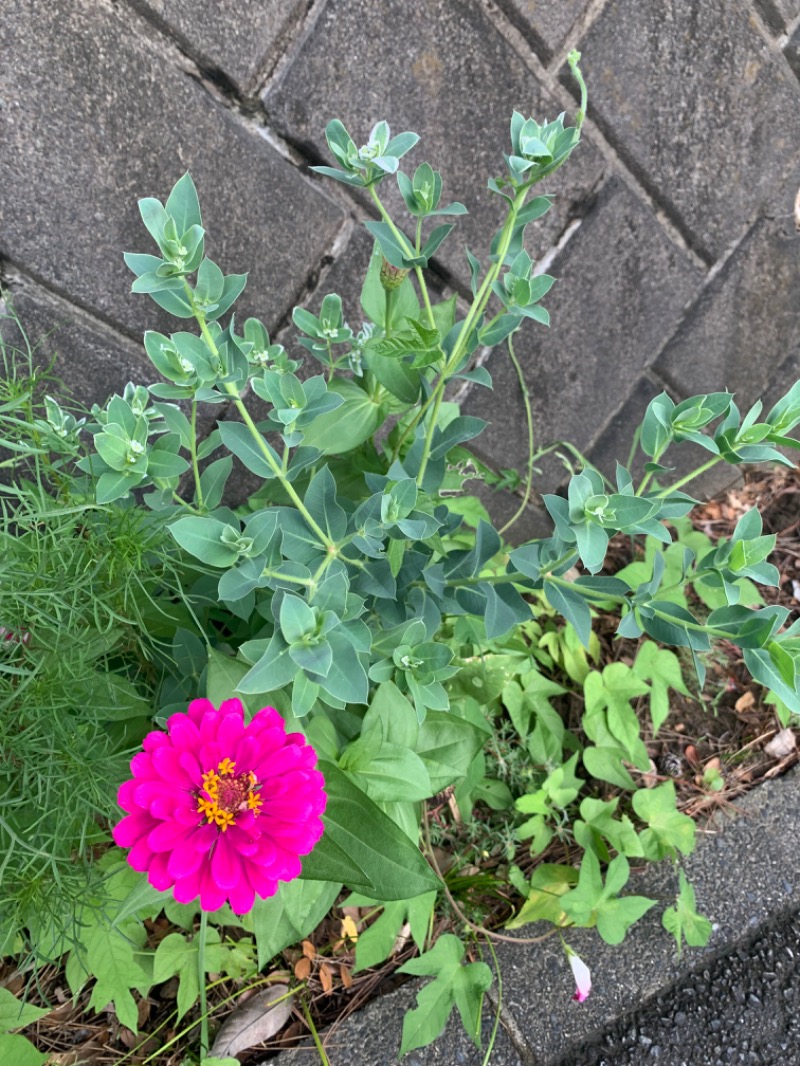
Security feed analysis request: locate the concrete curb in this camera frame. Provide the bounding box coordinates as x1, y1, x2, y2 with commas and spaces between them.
267, 766, 800, 1065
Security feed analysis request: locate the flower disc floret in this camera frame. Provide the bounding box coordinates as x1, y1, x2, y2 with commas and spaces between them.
113, 698, 327, 914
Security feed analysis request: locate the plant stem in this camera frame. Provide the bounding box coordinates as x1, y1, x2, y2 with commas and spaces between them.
656, 455, 723, 498
368, 185, 436, 330
302, 996, 332, 1066
197, 910, 209, 1059
498, 331, 534, 535
189, 400, 203, 508
415, 187, 527, 487
183, 282, 335, 549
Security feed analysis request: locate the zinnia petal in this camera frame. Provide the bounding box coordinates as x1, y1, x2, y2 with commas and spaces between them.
113, 697, 327, 915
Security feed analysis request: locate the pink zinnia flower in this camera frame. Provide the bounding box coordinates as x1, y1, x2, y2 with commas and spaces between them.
567, 948, 591, 1003
113, 698, 327, 914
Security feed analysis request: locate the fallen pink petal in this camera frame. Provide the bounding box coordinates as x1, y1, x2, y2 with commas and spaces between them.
113, 697, 327, 914
568, 950, 592, 1002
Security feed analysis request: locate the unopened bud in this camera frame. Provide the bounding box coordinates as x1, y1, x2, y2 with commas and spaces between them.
379, 257, 409, 291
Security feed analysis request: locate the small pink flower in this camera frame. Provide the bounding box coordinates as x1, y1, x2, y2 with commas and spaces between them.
567, 949, 591, 1002
113, 698, 327, 914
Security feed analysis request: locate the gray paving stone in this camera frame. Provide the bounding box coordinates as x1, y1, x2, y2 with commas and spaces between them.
755, 0, 800, 33
0, 0, 344, 344
655, 214, 800, 405
130, 0, 306, 91
570, 0, 800, 262
0, 274, 152, 410
783, 22, 800, 83
264, 0, 605, 286
495, 0, 594, 62
265, 977, 527, 1066
462, 178, 702, 492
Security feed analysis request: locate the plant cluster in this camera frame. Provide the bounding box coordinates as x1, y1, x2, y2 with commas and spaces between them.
2, 53, 800, 1064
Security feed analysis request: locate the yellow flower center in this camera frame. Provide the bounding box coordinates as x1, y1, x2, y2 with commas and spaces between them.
196, 758, 263, 831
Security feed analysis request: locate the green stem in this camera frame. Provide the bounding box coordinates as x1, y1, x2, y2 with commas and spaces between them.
183, 283, 335, 549
197, 910, 209, 1059
302, 996, 332, 1066
655, 455, 723, 498
416, 187, 527, 487
498, 331, 534, 535
545, 573, 741, 640
368, 186, 436, 330
190, 400, 203, 508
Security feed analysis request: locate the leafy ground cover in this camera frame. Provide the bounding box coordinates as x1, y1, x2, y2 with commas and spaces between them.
2, 464, 797, 1066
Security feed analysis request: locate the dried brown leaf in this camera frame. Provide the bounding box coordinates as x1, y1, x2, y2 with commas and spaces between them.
340, 964, 353, 989
294, 957, 311, 982
735, 690, 755, 713
764, 728, 797, 759
209, 984, 293, 1059
319, 962, 334, 995
301, 939, 316, 961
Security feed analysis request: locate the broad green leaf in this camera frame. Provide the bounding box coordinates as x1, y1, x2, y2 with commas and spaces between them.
632, 641, 690, 735
249, 880, 341, 969
506, 864, 578, 928
352, 891, 437, 971
544, 580, 592, 648
165, 172, 202, 234
300, 377, 386, 454
415, 712, 487, 792
0, 988, 49, 1032
301, 762, 439, 899
632, 782, 696, 859
341, 734, 432, 802
168, 516, 241, 567
562, 851, 655, 945
0, 1034, 47, 1066
218, 421, 280, 478
399, 935, 492, 1054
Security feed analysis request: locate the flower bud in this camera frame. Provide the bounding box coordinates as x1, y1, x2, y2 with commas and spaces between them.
379, 257, 409, 291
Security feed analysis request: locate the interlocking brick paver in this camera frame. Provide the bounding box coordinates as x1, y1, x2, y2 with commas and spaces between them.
0, 276, 152, 409
462, 178, 701, 489
571, 0, 800, 262
655, 215, 800, 403
0, 0, 344, 344
496, 0, 593, 61
264, 0, 605, 286
130, 0, 305, 91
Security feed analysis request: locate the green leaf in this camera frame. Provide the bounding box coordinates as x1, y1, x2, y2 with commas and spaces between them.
300, 377, 386, 453
662, 870, 712, 956
415, 712, 487, 792
562, 852, 656, 945
165, 172, 202, 234
583, 663, 650, 767
632, 781, 696, 858
632, 641, 690, 736
352, 891, 437, 971
0, 988, 50, 1033
506, 864, 578, 928
218, 421, 280, 479
544, 580, 592, 648
304, 466, 347, 541
169, 516, 241, 567
83, 919, 150, 1032
250, 880, 341, 969
340, 731, 432, 802
301, 762, 439, 899
0, 1034, 48, 1066
399, 935, 492, 1054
